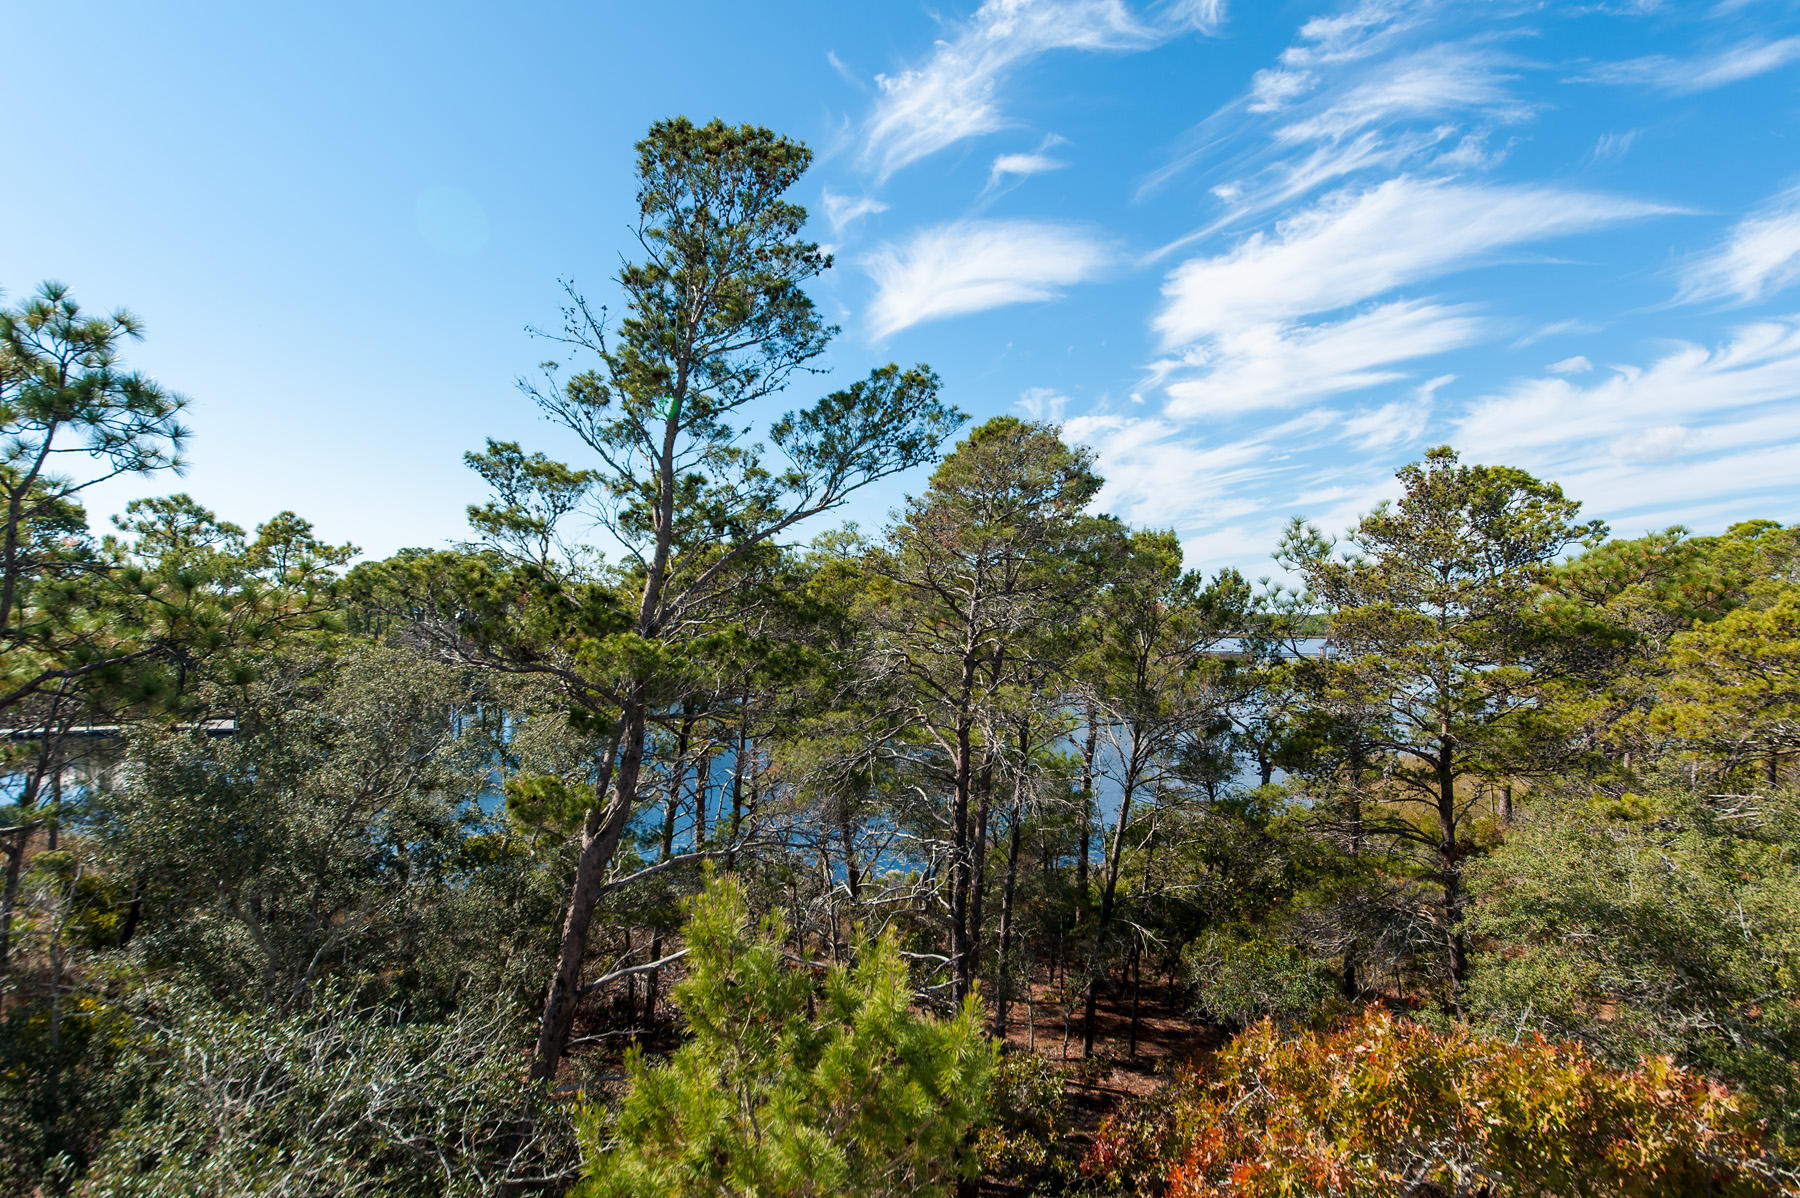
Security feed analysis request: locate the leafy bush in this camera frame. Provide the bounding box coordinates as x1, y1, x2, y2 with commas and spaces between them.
576, 876, 996, 1197
1085, 1007, 1791, 1197
78, 988, 577, 1197
1469, 781, 1800, 1148
0, 995, 145, 1194
1182, 930, 1336, 1028
973, 1051, 1073, 1183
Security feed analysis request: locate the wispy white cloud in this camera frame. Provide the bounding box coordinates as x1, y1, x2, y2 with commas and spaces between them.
1575, 35, 1800, 93
1155, 177, 1672, 345
821, 189, 890, 232
1162, 300, 1484, 417
1145, 14, 1507, 212
1282, 0, 1428, 69
1591, 129, 1640, 162
1274, 46, 1530, 143
1162, 0, 1228, 33
1514, 318, 1605, 347
826, 50, 864, 89
862, 219, 1112, 337
1063, 410, 1288, 530
1342, 382, 1443, 450
1015, 386, 1073, 421
861, 0, 1167, 181
1249, 67, 1315, 111
988, 151, 1069, 187
1144, 130, 1428, 257
1679, 186, 1800, 305
1457, 316, 1800, 471
849, 0, 1800, 566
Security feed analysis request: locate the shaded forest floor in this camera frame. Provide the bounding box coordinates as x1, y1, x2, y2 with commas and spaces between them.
982, 979, 1223, 1195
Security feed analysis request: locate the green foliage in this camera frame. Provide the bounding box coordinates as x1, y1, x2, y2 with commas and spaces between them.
1183, 930, 1337, 1029
577, 876, 996, 1197
0, 289, 350, 734
87, 643, 539, 1008
1280, 446, 1620, 998
1657, 584, 1800, 768
516, 117, 961, 581
973, 1052, 1074, 1184
1085, 1008, 1790, 1197
463, 438, 597, 570
19, 169, 1800, 1198
505, 772, 598, 837
0, 994, 145, 1193
1469, 779, 1800, 1147
78, 987, 577, 1197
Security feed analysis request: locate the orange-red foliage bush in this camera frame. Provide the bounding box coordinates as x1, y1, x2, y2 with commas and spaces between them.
1084, 1007, 1794, 1197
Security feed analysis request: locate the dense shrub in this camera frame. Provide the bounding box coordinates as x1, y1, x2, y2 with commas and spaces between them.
1181, 929, 1337, 1028
974, 1051, 1074, 1184
1469, 781, 1800, 1149
1085, 1007, 1792, 1197
0, 995, 145, 1194
77, 988, 577, 1197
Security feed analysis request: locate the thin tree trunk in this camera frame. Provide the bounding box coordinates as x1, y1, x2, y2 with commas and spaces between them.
621, 928, 637, 1025
0, 831, 24, 983
1026, 962, 1036, 1054
692, 748, 710, 847
46, 759, 61, 851
528, 723, 627, 1082
1342, 751, 1365, 1000
968, 750, 995, 995
1126, 937, 1143, 1060
993, 797, 1025, 1037
1126, 804, 1160, 1058
950, 647, 978, 1001
117, 875, 143, 949
838, 798, 862, 902
1085, 762, 1141, 1057
0, 773, 42, 983
1437, 736, 1467, 1017
644, 719, 689, 1023
1077, 702, 1097, 899
727, 699, 749, 869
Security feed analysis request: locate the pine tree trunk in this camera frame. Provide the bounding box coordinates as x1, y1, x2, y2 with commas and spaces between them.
1126, 937, 1143, 1060
839, 799, 862, 902
1342, 753, 1365, 999
727, 699, 749, 869
950, 709, 976, 1002
0, 830, 24, 983
692, 750, 710, 847
644, 723, 688, 1022
1085, 765, 1140, 1057
1437, 736, 1467, 1017
968, 752, 995, 993
0, 773, 41, 984
993, 798, 1024, 1037
1126, 806, 1160, 1059
1077, 702, 1097, 899
529, 723, 628, 1082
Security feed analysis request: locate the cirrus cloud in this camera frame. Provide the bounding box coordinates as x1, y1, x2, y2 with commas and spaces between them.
1155, 176, 1675, 345
1679, 185, 1800, 305
862, 219, 1113, 337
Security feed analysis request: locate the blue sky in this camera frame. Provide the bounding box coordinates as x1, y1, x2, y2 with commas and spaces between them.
6, 0, 1800, 575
